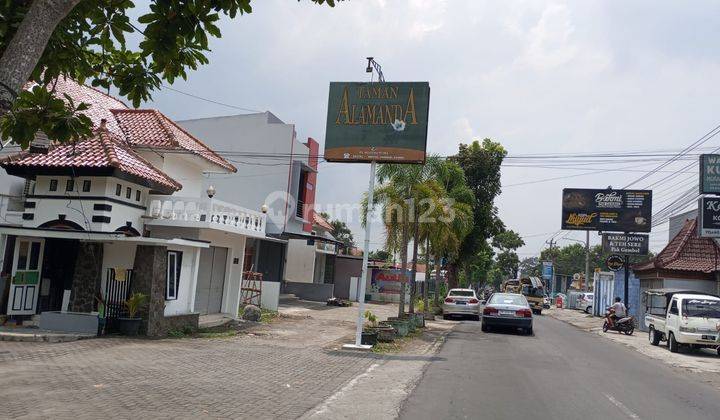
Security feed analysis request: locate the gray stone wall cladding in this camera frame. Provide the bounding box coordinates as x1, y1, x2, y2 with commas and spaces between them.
69, 243, 103, 313
284, 281, 334, 302
131, 245, 198, 337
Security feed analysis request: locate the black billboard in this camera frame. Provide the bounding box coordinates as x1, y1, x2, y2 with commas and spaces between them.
698, 196, 720, 237
602, 233, 650, 255
561, 188, 652, 232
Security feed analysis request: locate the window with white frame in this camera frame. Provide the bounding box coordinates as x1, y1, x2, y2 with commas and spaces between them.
166, 251, 183, 300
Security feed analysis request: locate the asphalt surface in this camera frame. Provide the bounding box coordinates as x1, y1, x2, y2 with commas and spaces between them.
399, 314, 720, 420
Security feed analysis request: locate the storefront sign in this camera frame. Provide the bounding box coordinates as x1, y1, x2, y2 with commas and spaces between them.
606, 254, 624, 271
700, 154, 720, 194
601, 233, 649, 255
324, 82, 430, 163
561, 188, 652, 232
370, 268, 410, 295
698, 196, 720, 237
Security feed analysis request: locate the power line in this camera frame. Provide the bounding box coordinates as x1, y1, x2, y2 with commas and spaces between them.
160, 84, 264, 113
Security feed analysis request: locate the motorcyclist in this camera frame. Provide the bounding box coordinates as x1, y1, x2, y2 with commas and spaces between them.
607, 297, 627, 327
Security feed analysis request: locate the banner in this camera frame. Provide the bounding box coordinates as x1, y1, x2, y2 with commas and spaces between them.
699, 196, 720, 237
561, 188, 652, 232
700, 154, 720, 194
370, 268, 410, 295
542, 261, 553, 282
324, 82, 430, 163
601, 233, 650, 255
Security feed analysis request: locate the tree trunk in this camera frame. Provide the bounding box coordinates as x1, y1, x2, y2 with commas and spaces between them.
398, 220, 409, 317
447, 263, 459, 289
0, 0, 81, 114
423, 236, 430, 314
433, 255, 442, 308
408, 206, 420, 313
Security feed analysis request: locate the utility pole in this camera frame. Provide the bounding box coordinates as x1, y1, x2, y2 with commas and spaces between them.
545, 238, 557, 294
584, 230, 590, 292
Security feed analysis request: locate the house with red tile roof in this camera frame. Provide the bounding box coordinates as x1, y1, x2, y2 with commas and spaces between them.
630, 218, 719, 322
0, 78, 271, 336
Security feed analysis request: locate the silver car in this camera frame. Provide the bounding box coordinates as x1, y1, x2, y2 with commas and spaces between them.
443, 288, 481, 320
481, 293, 534, 335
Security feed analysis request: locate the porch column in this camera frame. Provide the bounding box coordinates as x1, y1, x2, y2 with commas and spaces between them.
131, 245, 167, 336
69, 243, 103, 312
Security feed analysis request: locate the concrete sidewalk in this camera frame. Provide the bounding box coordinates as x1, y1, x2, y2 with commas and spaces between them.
548, 307, 720, 374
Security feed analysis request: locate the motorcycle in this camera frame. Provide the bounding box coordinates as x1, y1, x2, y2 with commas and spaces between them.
603, 307, 635, 335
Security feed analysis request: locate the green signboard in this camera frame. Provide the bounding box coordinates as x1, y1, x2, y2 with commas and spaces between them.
12, 271, 39, 285
700, 154, 720, 194
324, 82, 430, 164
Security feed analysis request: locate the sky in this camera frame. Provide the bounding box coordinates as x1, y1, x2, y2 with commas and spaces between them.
140, 0, 720, 260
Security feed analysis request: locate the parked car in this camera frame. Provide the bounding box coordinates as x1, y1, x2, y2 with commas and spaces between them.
644, 289, 720, 354
443, 288, 481, 320
481, 293, 533, 335
576, 292, 594, 313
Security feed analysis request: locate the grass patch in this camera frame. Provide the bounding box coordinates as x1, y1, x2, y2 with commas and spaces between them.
371, 330, 423, 354
260, 308, 279, 323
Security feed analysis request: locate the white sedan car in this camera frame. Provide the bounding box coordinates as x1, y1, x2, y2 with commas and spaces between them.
443, 288, 481, 320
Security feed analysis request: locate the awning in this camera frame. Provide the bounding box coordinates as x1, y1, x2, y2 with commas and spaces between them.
269, 231, 343, 245
0, 225, 210, 248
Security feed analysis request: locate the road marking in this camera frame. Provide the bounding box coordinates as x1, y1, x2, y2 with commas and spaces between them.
604, 393, 641, 420
305, 362, 381, 417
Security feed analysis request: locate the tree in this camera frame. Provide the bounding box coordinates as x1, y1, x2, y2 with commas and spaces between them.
518, 257, 541, 277
0, 0, 337, 148
490, 229, 524, 279
451, 139, 507, 287
368, 249, 392, 262
320, 211, 354, 252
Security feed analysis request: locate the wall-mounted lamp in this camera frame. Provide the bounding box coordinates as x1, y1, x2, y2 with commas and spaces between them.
261, 204, 269, 214
207, 185, 216, 198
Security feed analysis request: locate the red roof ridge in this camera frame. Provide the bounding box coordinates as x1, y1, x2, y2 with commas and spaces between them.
157, 111, 236, 171
95, 128, 121, 168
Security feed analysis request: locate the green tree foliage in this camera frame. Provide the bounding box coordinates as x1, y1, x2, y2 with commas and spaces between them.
539, 243, 654, 276
368, 250, 392, 262
0, 0, 337, 148
320, 211, 354, 251
451, 139, 507, 285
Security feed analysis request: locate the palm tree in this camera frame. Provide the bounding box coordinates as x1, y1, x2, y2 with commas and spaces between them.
375, 156, 444, 315
418, 162, 474, 310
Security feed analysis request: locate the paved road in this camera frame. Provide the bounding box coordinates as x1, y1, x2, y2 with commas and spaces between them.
400, 315, 720, 420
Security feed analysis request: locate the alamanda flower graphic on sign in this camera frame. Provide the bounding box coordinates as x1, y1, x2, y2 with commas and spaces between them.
324, 82, 430, 163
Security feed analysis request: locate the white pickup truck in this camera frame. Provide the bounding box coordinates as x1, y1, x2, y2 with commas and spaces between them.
644, 289, 720, 355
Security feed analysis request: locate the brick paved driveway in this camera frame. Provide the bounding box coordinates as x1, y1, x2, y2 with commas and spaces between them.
0, 314, 380, 419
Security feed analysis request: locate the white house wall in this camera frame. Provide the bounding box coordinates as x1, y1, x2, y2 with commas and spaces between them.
177, 113, 309, 235
160, 154, 205, 198
284, 239, 316, 283
27, 176, 148, 233
164, 245, 200, 316
101, 242, 137, 295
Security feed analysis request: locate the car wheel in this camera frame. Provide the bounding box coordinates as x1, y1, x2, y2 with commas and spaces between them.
527, 327, 533, 335
716, 347, 720, 357
585, 306, 592, 314
443, 314, 449, 320
481, 322, 488, 332
649, 327, 660, 346
474, 315, 481, 321
669, 332, 679, 353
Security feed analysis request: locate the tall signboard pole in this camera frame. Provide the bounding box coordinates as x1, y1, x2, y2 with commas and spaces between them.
327, 58, 430, 350
351, 160, 376, 349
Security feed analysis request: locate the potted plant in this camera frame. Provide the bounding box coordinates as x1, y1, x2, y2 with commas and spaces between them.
363, 310, 396, 342
361, 310, 379, 345
117, 292, 147, 336
386, 316, 411, 337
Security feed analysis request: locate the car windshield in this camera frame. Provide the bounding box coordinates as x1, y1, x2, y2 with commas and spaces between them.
682, 299, 720, 318
521, 285, 544, 297
489, 294, 526, 306
449, 290, 474, 297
